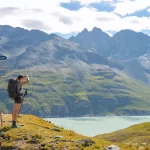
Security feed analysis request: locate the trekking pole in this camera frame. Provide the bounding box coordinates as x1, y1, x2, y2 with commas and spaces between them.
0, 111, 2, 127
0, 55, 7, 127
18, 89, 28, 115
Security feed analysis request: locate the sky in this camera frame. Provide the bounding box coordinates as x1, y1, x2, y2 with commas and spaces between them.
0, 0, 150, 38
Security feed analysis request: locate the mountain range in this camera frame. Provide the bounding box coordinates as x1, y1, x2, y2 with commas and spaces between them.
0, 25, 150, 117
70, 27, 150, 84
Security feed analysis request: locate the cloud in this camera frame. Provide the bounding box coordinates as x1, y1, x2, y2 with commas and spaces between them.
0, 0, 150, 37
22, 20, 51, 30
25, 8, 43, 13
0, 7, 43, 19
51, 12, 73, 25
95, 11, 120, 22
59, 16, 73, 25
128, 19, 139, 24
96, 16, 115, 21
120, 16, 150, 31
0, 7, 20, 17
114, 0, 150, 16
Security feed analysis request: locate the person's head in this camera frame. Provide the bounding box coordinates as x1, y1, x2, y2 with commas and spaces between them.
17, 75, 24, 82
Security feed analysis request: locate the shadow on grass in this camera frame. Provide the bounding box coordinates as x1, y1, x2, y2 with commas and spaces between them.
0, 126, 11, 132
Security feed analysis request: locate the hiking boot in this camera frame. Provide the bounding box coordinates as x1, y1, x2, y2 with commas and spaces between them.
11, 125, 20, 128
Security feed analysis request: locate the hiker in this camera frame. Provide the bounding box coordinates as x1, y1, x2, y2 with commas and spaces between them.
11, 75, 30, 128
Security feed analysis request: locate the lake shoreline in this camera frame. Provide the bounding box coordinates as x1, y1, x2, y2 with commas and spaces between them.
44, 116, 150, 136
44, 114, 150, 119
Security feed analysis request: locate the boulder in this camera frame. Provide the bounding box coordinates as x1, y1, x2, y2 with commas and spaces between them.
54, 136, 63, 139
51, 128, 62, 132
76, 139, 95, 147
106, 145, 121, 150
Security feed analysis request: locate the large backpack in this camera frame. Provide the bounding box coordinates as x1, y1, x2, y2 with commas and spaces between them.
7, 79, 18, 99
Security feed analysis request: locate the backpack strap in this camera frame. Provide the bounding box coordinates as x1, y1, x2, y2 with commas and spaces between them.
15, 80, 18, 97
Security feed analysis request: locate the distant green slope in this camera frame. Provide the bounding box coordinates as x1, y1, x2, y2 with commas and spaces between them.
95, 122, 150, 145
0, 68, 150, 117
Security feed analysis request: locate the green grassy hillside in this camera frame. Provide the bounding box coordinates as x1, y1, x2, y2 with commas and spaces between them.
0, 67, 150, 117
95, 122, 150, 148
1, 114, 149, 150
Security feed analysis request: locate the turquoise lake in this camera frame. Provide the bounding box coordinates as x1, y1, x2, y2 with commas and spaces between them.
45, 116, 150, 136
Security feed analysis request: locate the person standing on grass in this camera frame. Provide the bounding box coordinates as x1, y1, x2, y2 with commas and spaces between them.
11, 75, 30, 128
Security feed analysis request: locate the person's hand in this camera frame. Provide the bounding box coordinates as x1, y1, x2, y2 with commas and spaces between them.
22, 75, 30, 85
25, 75, 30, 81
